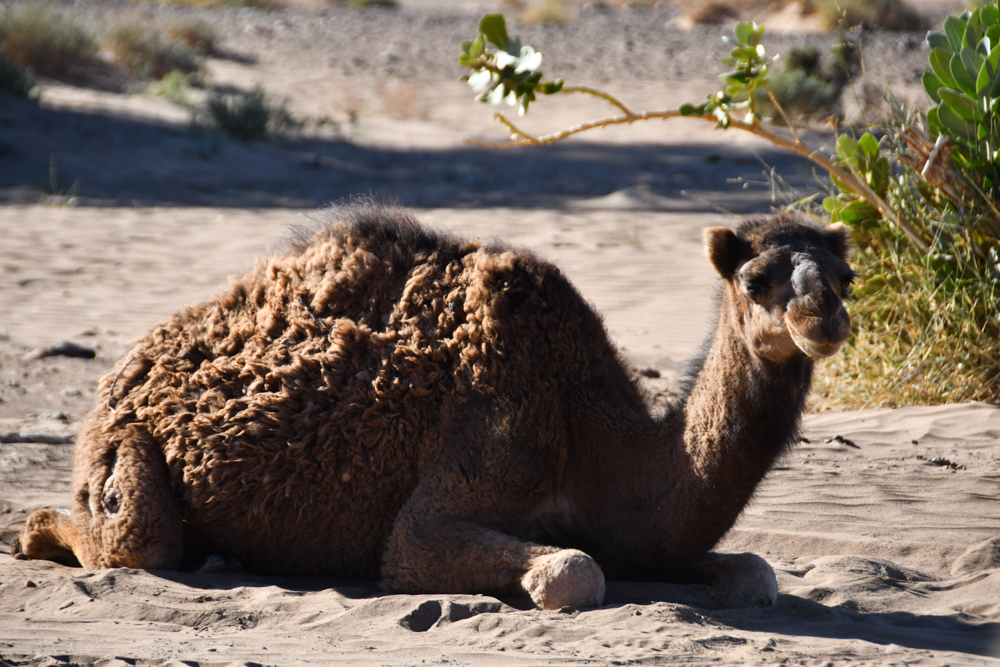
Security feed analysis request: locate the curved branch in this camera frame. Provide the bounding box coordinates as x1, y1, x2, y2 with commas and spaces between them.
467, 108, 930, 252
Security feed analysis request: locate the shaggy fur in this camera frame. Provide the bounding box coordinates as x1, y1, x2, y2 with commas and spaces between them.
15, 202, 853, 610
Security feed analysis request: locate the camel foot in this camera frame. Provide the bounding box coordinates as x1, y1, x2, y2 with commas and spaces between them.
697, 552, 778, 608
14, 508, 78, 564
521, 549, 605, 610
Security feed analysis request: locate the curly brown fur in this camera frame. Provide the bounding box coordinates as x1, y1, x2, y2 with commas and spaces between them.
18, 202, 852, 610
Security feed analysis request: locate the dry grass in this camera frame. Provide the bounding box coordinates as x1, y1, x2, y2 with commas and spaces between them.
811, 0, 925, 31
520, 0, 573, 24
102, 23, 203, 80
0, 2, 97, 76
164, 20, 217, 56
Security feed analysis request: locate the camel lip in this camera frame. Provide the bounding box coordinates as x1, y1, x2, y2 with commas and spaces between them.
787, 327, 847, 359
785, 315, 849, 359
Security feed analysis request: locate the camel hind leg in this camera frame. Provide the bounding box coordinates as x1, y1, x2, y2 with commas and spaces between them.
14, 422, 183, 570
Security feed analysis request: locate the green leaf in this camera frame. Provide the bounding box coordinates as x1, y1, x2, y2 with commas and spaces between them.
951, 51, 979, 94
837, 135, 860, 161
938, 101, 978, 140
939, 87, 982, 120
923, 71, 944, 104
858, 133, 880, 161
730, 45, 762, 62
750, 23, 765, 47
458, 34, 487, 67
734, 21, 755, 45
927, 31, 951, 51
976, 46, 1000, 95
960, 45, 986, 83
537, 79, 563, 95
944, 15, 967, 52
927, 106, 943, 136
478, 14, 509, 50
983, 4, 1000, 27
871, 159, 891, 196
930, 48, 960, 89
966, 10, 984, 49
840, 200, 879, 224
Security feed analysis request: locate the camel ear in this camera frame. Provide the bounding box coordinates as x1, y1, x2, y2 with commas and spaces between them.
824, 222, 852, 260
703, 226, 744, 279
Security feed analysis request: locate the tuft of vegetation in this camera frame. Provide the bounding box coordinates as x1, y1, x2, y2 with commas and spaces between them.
0, 2, 97, 76
456, 10, 1000, 407
763, 38, 859, 119
520, 0, 572, 24
812, 0, 925, 31
202, 86, 298, 141
164, 20, 218, 56
146, 69, 197, 106
102, 24, 203, 80
0, 51, 39, 100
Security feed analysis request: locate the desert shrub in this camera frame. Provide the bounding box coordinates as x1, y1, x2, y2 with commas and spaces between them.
164, 20, 217, 56
763, 39, 859, 118
203, 86, 297, 141
102, 24, 202, 80
0, 52, 39, 99
816, 3, 1000, 405
812, 0, 925, 31
0, 2, 97, 75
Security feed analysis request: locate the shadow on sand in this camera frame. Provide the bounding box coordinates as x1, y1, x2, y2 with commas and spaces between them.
1, 96, 823, 212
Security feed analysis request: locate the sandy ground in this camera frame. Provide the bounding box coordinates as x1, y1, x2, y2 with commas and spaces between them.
1, 1, 999, 665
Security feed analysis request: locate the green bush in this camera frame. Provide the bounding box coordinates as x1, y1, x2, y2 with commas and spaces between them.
763, 40, 859, 119
102, 24, 203, 80
203, 86, 298, 141
816, 3, 1000, 406
0, 2, 97, 75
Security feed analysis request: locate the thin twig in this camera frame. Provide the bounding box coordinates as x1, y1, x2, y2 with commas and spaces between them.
468, 107, 931, 252
559, 85, 635, 116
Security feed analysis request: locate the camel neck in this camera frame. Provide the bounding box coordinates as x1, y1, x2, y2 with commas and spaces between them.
671, 290, 812, 554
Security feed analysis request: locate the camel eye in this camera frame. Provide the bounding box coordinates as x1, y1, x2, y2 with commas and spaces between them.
744, 276, 771, 301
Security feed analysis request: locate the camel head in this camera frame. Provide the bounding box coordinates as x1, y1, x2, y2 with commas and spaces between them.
703, 215, 853, 363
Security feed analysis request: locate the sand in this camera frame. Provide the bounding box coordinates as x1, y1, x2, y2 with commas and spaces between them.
1, 1, 998, 664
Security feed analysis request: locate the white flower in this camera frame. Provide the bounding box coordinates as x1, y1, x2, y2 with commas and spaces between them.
515, 46, 542, 73
467, 69, 496, 92
495, 50, 518, 69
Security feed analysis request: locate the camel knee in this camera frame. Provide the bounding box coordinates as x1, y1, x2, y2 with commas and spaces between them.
13, 508, 79, 564
521, 549, 606, 610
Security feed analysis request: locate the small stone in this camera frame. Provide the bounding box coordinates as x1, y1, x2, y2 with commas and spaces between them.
638, 367, 661, 378
58, 600, 74, 610
22, 341, 96, 361
25, 580, 37, 588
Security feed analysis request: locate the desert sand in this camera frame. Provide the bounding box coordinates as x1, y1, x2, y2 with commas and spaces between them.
1, 1, 998, 664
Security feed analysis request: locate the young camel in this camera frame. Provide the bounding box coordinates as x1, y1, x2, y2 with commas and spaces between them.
14, 201, 853, 610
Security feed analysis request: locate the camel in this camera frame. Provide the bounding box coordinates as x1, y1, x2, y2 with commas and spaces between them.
13, 200, 854, 610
